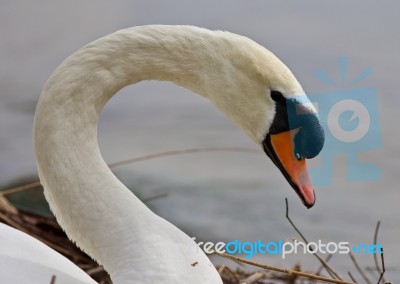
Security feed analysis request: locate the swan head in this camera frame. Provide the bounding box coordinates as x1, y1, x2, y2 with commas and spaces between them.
261, 90, 324, 208
206, 33, 325, 208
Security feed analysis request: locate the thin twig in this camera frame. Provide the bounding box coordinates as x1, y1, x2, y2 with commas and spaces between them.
373, 221, 386, 283
315, 254, 333, 276
347, 272, 358, 284
108, 147, 260, 168
240, 272, 266, 284
347, 248, 372, 284
376, 249, 386, 284
285, 198, 342, 280
85, 266, 106, 276
0, 181, 41, 196
218, 265, 240, 284
141, 192, 169, 203
0, 196, 18, 214
373, 221, 381, 276
215, 252, 355, 284
50, 275, 56, 284
217, 265, 226, 274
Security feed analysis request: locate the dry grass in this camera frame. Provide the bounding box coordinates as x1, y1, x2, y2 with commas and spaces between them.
0, 148, 391, 283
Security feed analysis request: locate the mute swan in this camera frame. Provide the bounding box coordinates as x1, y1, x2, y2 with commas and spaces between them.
0, 25, 324, 283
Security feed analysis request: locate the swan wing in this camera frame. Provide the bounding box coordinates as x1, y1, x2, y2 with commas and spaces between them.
0, 222, 96, 284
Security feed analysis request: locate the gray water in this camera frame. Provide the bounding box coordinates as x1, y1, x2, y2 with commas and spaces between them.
1, 1, 399, 281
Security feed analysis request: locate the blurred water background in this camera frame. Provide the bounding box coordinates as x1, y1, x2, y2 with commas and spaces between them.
1, 1, 399, 281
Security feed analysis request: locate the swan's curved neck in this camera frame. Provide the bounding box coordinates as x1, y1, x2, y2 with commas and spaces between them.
34, 26, 241, 282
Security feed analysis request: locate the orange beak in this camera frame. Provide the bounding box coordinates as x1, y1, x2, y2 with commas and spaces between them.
262, 131, 315, 208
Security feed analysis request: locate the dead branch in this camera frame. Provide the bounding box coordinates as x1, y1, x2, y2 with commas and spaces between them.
215, 252, 355, 284
347, 248, 372, 284
107, 147, 260, 168
347, 272, 358, 284
0, 181, 41, 196
239, 271, 266, 284
373, 221, 387, 284
376, 248, 386, 284
218, 265, 240, 284
285, 198, 342, 280
141, 192, 169, 203
315, 254, 333, 276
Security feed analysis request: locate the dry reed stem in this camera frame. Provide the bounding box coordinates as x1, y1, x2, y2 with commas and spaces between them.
373, 221, 386, 284
239, 271, 267, 284
85, 266, 107, 276
0, 195, 18, 214
0, 147, 260, 197
373, 221, 382, 277
0, 181, 41, 196
214, 252, 355, 284
141, 192, 169, 203
315, 254, 333, 276
0, 147, 392, 283
285, 198, 342, 280
347, 248, 372, 284
347, 272, 358, 283
218, 265, 240, 284
376, 249, 386, 284
107, 147, 260, 168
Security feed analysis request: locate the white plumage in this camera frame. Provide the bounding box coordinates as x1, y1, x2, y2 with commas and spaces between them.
0, 25, 320, 283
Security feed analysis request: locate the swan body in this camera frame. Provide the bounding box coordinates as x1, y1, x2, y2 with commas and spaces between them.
0, 25, 324, 283
0, 222, 96, 284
